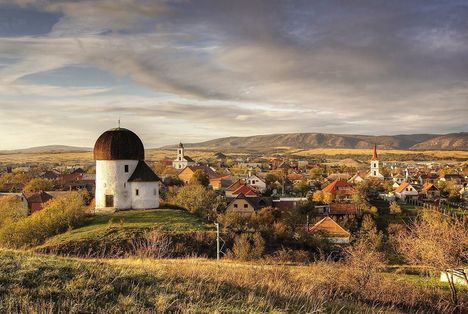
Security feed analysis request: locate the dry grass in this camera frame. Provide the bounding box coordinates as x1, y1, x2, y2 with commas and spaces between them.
0, 149, 216, 165
0, 249, 461, 313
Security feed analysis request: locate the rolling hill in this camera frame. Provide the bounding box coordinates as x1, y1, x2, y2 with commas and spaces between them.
166, 132, 468, 151
0, 145, 91, 154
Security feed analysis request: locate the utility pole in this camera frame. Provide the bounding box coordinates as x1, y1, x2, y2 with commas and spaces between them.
214, 222, 220, 261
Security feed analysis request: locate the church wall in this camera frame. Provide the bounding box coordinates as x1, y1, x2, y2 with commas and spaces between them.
130, 181, 160, 209
95, 160, 138, 210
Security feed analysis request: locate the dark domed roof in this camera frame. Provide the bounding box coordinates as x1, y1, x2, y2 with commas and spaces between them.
94, 128, 144, 160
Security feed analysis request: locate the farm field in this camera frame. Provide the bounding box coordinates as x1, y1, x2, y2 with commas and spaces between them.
0, 148, 467, 165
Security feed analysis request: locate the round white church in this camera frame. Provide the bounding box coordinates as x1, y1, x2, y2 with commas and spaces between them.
94, 127, 160, 211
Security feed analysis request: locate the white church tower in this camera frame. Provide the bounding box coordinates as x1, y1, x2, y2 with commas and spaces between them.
94, 127, 160, 212
369, 144, 384, 179
172, 142, 196, 170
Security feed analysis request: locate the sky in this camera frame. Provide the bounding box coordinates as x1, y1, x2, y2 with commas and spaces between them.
0, 0, 467, 150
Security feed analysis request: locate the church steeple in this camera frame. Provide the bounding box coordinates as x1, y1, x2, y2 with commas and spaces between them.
372, 144, 378, 160
369, 144, 383, 179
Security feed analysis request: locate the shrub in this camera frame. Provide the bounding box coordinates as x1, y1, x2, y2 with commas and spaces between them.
389, 201, 402, 214
228, 232, 265, 261
0, 191, 88, 248
0, 196, 27, 224
23, 178, 53, 192
167, 184, 219, 219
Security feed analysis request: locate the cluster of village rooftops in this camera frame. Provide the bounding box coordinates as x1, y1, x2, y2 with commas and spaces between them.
1, 127, 467, 243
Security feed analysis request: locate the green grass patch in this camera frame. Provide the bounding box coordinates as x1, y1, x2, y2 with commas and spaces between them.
39, 208, 214, 249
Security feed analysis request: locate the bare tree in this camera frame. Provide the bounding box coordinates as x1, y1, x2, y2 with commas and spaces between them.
395, 210, 468, 310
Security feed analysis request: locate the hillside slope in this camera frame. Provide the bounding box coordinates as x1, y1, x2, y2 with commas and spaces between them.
36, 209, 216, 258
0, 249, 456, 313
410, 132, 468, 150
166, 132, 468, 151
0, 145, 91, 154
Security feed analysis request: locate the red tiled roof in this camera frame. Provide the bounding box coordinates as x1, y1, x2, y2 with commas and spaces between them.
329, 203, 358, 215
322, 179, 355, 195
421, 182, 438, 192
232, 184, 257, 196
394, 181, 410, 193
309, 217, 350, 237
225, 179, 245, 192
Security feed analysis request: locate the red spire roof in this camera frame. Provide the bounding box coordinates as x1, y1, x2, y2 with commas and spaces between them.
372, 144, 378, 160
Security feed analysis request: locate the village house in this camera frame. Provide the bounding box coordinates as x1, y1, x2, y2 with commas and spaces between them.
394, 181, 419, 202
272, 197, 308, 211
225, 193, 272, 216
20, 191, 53, 214
177, 165, 217, 185
322, 179, 355, 202
172, 142, 196, 170
420, 182, 440, 200
209, 175, 234, 191
307, 217, 350, 244
246, 172, 266, 192
392, 173, 405, 185
348, 171, 366, 184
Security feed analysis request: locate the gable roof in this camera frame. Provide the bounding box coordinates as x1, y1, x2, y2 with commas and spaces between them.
225, 179, 245, 192
232, 184, 258, 196
183, 155, 195, 162
422, 182, 438, 192
22, 191, 53, 204
227, 193, 272, 210
128, 161, 160, 182
322, 179, 355, 194
309, 217, 350, 237
394, 181, 411, 193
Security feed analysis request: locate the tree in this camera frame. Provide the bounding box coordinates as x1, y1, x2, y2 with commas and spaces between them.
189, 170, 210, 187
23, 178, 53, 192
168, 184, 217, 218
389, 201, 402, 214
312, 190, 323, 203
395, 210, 468, 309
228, 232, 265, 261
323, 192, 334, 204
358, 215, 383, 250
293, 180, 310, 196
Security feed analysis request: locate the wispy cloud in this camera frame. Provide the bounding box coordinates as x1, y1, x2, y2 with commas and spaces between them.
0, 0, 467, 149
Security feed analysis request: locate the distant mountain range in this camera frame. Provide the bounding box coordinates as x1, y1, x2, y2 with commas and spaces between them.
166, 132, 468, 151
1, 132, 466, 155
0, 145, 91, 154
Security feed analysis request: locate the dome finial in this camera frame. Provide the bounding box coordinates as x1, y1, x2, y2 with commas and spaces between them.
118, 116, 121, 129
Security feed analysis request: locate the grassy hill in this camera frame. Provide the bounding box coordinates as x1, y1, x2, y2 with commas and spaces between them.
0, 249, 458, 313
36, 209, 216, 258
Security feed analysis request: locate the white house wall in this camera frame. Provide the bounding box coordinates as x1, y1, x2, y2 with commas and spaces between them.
130, 182, 160, 209
95, 160, 138, 210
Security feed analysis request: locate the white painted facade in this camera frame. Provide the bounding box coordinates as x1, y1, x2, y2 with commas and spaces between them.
172, 144, 195, 170
95, 160, 159, 211
246, 174, 266, 192
131, 181, 160, 209
369, 159, 384, 179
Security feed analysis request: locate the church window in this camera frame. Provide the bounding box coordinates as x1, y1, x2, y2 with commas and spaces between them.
124, 183, 126, 188
234, 204, 238, 208
124, 165, 129, 173
244, 204, 248, 208
135, 189, 139, 196
374, 171, 376, 176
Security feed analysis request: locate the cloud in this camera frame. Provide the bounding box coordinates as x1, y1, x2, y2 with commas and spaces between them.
0, 0, 467, 149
